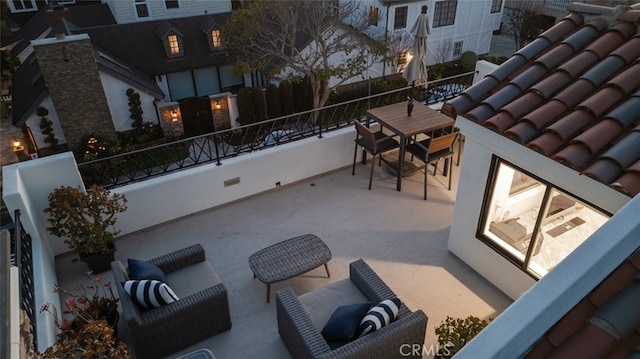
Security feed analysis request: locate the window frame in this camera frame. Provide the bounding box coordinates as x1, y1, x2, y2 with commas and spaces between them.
210, 29, 223, 50
393, 6, 408, 30
477, 156, 611, 279
165, 0, 180, 11
8, 0, 37, 12
453, 40, 463, 56
490, 0, 502, 13
134, 0, 150, 19
433, 0, 457, 28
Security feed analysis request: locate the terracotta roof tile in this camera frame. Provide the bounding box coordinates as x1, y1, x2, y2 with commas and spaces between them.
588, 261, 638, 308
500, 92, 545, 120
546, 300, 597, 346
521, 100, 567, 129
546, 110, 596, 143
547, 324, 618, 359
538, 14, 583, 43
515, 37, 552, 60
511, 64, 549, 91
524, 338, 555, 358
562, 18, 607, 50
484, 111, 516, 133
442, 7, 640, 197
530, 71, 572, 98
629, 250, 640, 270
610, 35, 640, 64
555, 51, 599, 77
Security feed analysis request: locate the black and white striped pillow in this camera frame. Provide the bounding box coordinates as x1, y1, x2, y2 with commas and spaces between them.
123, 280, 179, 309
357, 296, 402, 337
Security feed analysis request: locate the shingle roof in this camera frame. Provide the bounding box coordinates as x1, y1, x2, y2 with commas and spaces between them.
79, 13, 232, 77
525, 249, 640, 358
443, 5, 640, 197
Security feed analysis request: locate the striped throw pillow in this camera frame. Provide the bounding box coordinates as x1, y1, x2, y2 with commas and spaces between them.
123, 280, 179, 309
357, 296, 402, 337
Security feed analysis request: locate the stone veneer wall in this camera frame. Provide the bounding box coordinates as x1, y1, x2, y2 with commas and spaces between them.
32, 34, 116, 152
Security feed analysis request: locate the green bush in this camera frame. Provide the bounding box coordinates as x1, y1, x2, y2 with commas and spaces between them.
236, 87, 254, 126
460, 51, 478, 72
251, 87, 266, 123
126, 88, 143, 130
279, 80, 294, 115
434, 316, 491, 358
265, 83, 282, 119
37, 106, 59, 149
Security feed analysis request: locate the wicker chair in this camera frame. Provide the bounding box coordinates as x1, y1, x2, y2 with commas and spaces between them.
111, 244, 231, 358
276, 259, 428, 359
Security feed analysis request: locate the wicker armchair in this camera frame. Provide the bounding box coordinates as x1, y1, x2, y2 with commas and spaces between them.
276, 259, 427, 359
111, 244, 231, 358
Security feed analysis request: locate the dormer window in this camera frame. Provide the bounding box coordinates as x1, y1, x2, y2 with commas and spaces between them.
168, 34, 180, 54
211, 29, 222, 49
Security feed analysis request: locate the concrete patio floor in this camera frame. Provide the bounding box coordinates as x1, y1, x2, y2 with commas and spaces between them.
55, 154, 513, 358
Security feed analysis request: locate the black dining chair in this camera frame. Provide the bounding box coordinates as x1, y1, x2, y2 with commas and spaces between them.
405, 131, 459, 200
352, 120, 400, 190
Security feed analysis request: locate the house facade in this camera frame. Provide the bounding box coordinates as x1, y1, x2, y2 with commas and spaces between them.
442, 3, 639, 299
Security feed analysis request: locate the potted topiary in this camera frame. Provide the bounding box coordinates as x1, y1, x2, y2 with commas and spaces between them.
44, 184, 128, 272
434, 315, 491, 358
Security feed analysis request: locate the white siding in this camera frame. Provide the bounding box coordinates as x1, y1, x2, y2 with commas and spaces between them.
99, 73, 159, 132
103, 0, 231, 24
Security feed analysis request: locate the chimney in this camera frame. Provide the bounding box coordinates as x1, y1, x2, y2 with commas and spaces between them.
46, 6, 71, 27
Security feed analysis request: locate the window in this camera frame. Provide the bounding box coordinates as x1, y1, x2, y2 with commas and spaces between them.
231, 0, 243, 10
433, 0, 457, 28
369, 6, 379, 26
479, 158, 610, 279
168, 34, 180, 54
9, 0, 36, 12
453, 41, 463, 56
211, 29, 222, 49
135, 0, 149, 18
491, 0, 502, 13
165, 0, 179, 10
394, 6, 408, 30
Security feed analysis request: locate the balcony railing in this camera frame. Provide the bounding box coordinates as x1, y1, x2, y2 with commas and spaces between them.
78, 71, 475, 189
544, 0, 572, 11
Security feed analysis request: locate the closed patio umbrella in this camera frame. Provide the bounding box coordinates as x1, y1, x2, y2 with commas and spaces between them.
402, 5, 431, 92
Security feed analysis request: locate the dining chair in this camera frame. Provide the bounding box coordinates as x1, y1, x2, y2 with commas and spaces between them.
352, 120, 400, 190
405, 131, 459, 200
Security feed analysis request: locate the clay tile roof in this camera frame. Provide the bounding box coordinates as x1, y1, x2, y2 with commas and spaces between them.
443, 6, 640, 197
526, 250, 640, 358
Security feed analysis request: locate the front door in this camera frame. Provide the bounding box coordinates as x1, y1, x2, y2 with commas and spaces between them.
180, 97, 214, 138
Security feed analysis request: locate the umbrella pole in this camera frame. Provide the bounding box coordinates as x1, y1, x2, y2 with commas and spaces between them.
408, 81, 415, 116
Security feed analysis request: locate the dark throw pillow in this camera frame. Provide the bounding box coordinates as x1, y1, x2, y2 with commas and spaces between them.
128, 258, 167, 283
123, 279, 179, 309
321, 302, 372, 342
357, 296, 402, 337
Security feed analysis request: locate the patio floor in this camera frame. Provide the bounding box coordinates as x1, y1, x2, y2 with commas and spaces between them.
55, 152, 513, 358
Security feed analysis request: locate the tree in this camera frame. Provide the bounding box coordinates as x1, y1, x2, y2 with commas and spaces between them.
223, 0, 386, 111
126, 88, 143, 130
503, 1, 541, 50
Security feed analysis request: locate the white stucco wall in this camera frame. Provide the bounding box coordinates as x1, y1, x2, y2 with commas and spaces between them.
99, 73, 160, 131
2, 127, 354, 350
448, 119, 631, 300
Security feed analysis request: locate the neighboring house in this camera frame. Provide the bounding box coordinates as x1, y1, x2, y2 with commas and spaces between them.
9, 0, 503, 156
439, 2, 639, 356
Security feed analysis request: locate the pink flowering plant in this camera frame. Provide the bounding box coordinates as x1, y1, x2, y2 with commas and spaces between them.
40, 272, 129, 358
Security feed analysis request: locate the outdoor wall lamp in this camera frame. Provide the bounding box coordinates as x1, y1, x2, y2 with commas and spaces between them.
214, 101, 222, 110
171, 109, 178, 122
12, 139, 23, 151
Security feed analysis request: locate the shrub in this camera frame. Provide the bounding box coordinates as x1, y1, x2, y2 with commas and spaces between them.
460, 51, 478, 72
265, 83, 282, 119
236, 87, 254, 126
279, 80, 294, 115
251, 87, 267, 123
126, 88, 143, 130
37, 106, 59, 149
434, 315, 491, 358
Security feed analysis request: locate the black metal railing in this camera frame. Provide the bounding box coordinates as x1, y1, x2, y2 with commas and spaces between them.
78, 71, 475, 189
11, 210, 37, 349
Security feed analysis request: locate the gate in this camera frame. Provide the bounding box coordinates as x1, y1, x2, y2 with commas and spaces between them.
180, 97, 215, 138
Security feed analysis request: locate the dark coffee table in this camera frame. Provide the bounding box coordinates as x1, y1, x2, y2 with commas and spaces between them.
249, 234, 332, 302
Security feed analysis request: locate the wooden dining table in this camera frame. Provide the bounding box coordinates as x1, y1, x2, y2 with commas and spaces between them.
366, 101, 455, 191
